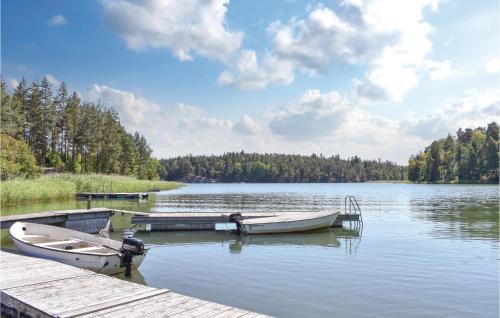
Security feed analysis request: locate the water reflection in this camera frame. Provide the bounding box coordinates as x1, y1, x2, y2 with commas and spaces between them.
409, 192, 499, 241
156, 184, 498, 241
1, 197, 155, 216
153, 193, 342, 213
128, 227, 362, 255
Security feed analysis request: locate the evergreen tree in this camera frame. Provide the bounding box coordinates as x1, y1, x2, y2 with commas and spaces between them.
28, 80, 45, 163
0, 79, 23, 137
54, 82, 68, 159
1, 76, 161, 180
409, 123, 499, 183
39, 76, 54, 165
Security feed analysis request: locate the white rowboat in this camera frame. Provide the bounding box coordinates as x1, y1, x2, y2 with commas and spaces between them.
238, 211, 340, 234
9, 222, 148, 275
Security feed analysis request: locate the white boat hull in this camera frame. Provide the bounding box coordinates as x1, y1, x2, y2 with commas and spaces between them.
239, 211, 340, 235
10, 222, 147, 275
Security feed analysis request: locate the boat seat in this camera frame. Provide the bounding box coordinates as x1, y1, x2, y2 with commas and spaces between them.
71, 246, 115, 254
21, 235, 50, 243
22, 235, 48, 238
36, 239, 82, 247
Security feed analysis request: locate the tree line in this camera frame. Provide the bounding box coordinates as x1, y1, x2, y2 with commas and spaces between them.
159, 152, 407, 183
0, 77, 159, 180
408, 122, 499, 183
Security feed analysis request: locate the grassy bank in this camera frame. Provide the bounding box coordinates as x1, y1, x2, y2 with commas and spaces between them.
0, 174, 182, 206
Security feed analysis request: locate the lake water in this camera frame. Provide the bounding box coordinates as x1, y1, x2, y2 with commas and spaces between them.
1, 183, 498, 318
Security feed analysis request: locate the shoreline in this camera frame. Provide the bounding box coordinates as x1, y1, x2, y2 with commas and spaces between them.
0, 173, 183, 207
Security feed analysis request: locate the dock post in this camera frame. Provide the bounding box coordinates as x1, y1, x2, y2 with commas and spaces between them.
87, 195, 92, 210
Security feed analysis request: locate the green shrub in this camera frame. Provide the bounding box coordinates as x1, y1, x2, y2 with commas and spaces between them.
0, 134, 40, 180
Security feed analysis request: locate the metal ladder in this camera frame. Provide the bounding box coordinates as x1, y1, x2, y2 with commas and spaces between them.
344, 195, 363, 225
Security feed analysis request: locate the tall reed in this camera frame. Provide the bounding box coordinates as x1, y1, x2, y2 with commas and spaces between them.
0, 174, 182, 206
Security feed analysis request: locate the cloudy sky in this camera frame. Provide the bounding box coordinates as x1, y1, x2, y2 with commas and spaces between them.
2, 0, 499, 163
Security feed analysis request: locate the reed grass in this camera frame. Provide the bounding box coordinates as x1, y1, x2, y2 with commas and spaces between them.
0, 174, 182, 206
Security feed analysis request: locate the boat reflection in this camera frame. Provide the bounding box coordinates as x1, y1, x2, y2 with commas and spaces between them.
114, 268, 147, 285
229, 229, 341, 253
132, 227, 362, 255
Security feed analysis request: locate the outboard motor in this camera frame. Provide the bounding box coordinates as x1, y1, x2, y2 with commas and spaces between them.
120, 237, 145, 277
228, 213, 242, 234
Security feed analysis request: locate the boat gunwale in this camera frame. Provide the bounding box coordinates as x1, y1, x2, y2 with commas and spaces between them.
9, 234, 122, 257
9, 222, 149, 257
240, 211, 340, 226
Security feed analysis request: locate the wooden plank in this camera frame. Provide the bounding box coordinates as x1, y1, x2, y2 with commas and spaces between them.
77, 293, 188, 318
60, 289, 169, 317
0, 251, 271, 318
76, 193, 149, 200
0, 208, 114, 233
0, 208, 111, 222
211, 308, 255, 318
4, 275, 159, 315
134, 296, 210, 317
0, 264, 90, 290
173, 302, 234, 318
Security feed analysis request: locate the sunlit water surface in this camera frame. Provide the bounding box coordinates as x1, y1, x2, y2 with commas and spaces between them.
1, 183, 498, 318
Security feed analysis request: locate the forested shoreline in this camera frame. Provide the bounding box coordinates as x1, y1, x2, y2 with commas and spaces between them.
408, 122, 499, 183
2, 77, 497, 186
159, 152, 407, 183
1, 77, 159, 180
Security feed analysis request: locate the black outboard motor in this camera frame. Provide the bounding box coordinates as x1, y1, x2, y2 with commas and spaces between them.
120, 237, 145, 277
228, 213, 242, 234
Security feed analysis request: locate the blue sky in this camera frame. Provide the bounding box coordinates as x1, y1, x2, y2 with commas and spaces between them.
2, 0, 499, 162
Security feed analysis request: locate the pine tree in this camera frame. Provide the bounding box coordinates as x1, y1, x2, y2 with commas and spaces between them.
28, 80, 45, 163
54, 82, 68, 159
65, 92, 81, 163
39, 77, 54, 165
13, 77, 30, 141
0, 79, 23, 137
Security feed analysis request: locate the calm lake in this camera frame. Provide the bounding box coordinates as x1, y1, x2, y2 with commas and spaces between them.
1, 183, 499, 318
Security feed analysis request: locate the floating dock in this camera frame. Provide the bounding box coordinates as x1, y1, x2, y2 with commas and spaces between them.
1, 209, 360, 233
0, 208, 114, 233
0, 250, 270, 318
76, 192, 149, 200
131, 212, 360, 231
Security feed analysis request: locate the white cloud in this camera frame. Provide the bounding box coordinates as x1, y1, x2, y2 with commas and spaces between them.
267, 87, 499, 161
5, 78, 19, 92
216, 50, 294, 89
233, 115, 260, 135
269, 90, 351, 139
402, 89, 500, 139
44, 74, 61, 87
219, 0, 455, 101
266, 88, 424, 161
101, 0, 243, 62
48, 15, 68, 26
84, 84, 160, 127
81, 83, 498, 164
424, 59, 455, 80
486, 59, 500, 74
82, 84, 248, 157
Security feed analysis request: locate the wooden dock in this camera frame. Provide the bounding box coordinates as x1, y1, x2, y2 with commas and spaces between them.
1, 208, 360, 234
0, 250, 270, 318
76, 192, 149, 200
0, 208, 114, 233
132, 211, 360, 231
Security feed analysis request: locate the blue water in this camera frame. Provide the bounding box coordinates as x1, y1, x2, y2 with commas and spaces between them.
133, 183, 499, 318
2, 183, 498, 317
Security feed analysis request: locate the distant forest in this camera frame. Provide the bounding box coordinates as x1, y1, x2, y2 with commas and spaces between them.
3, 77, 497, 185
0, 77, 158, 180
408, 122, 499, 183
159, 153, 407, 183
